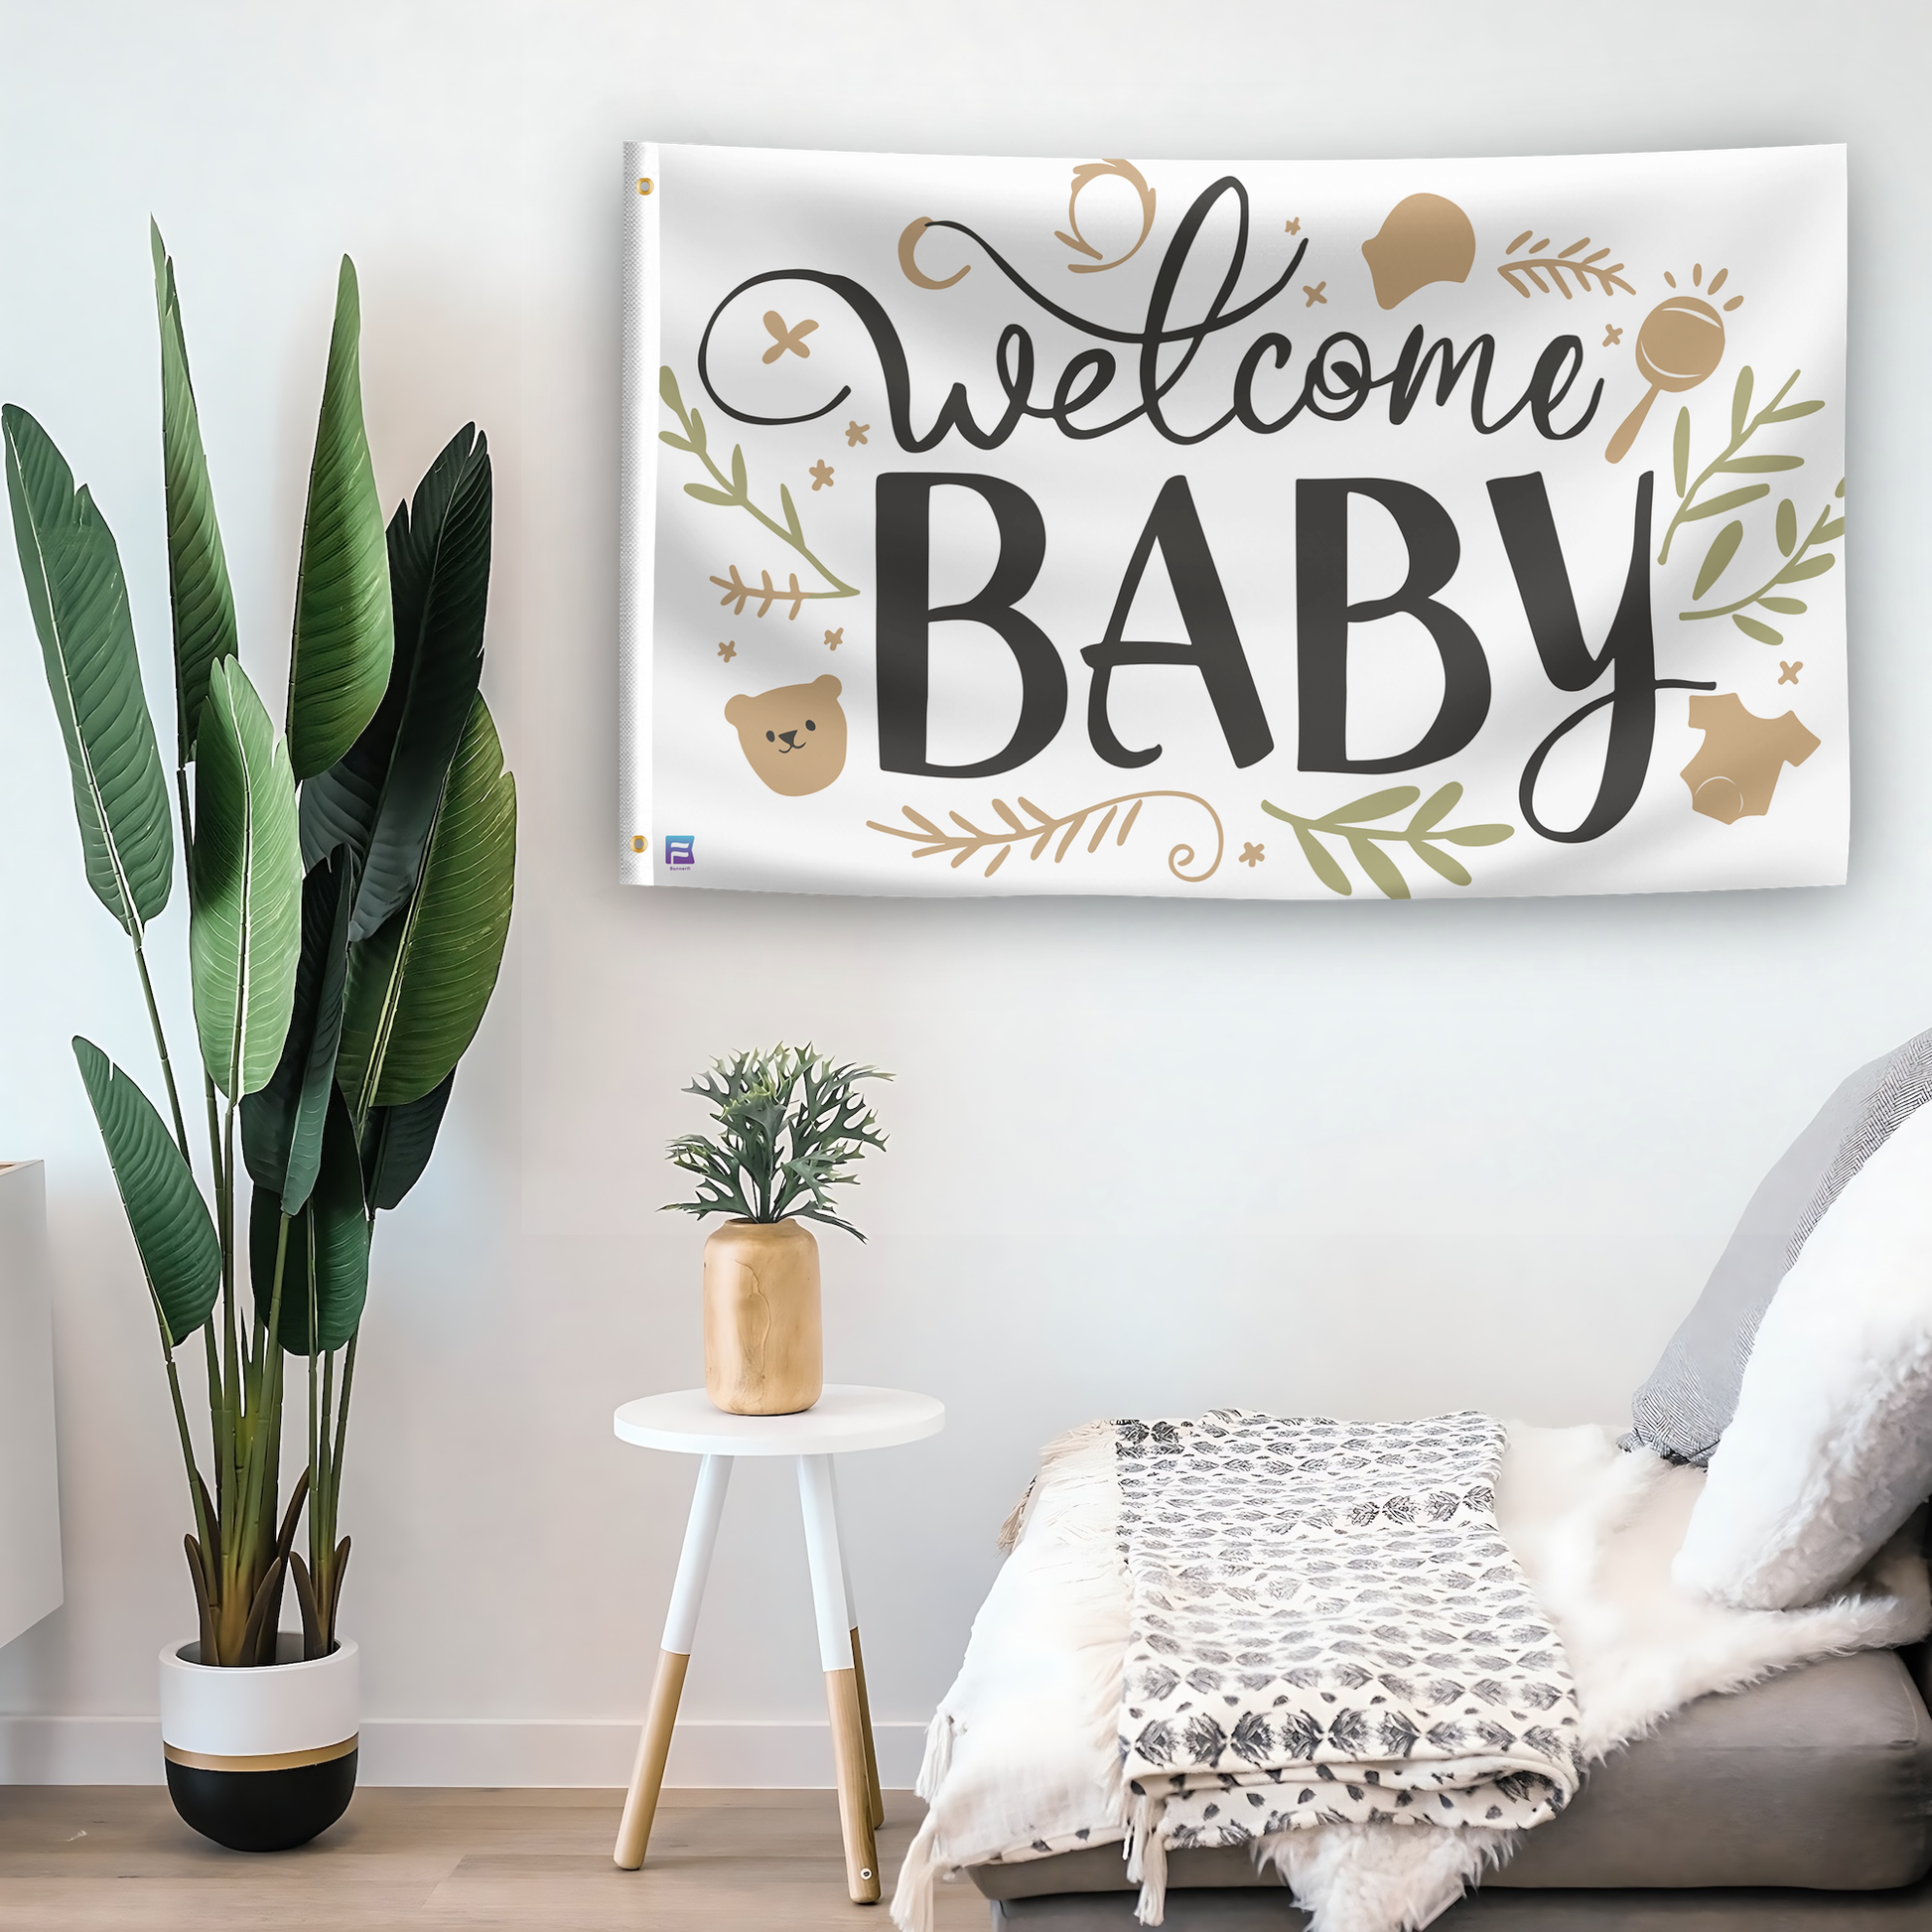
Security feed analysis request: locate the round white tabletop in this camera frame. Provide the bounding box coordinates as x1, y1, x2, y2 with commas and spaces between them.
613, 1383, 944, 1457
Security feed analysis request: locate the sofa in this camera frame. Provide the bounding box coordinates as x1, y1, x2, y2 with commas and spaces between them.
969, 1646, 1932, 1925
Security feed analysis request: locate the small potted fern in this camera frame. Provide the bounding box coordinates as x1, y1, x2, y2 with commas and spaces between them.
665, 1045, 889, 1415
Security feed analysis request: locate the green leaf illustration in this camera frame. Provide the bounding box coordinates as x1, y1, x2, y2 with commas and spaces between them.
1758, 597, 1807, 616
1693, 520, 1743, 601
1320, 786, 1421, 826
73, 1036, 219, 1347
1681, 484, 1769, 523
1779, 553, 1836, 583
1408, 783, 1462, 833
151, 223, 238, 763
1672, 408, 1690, 498
1775, 498, 1797, 556
1292, 822, 1350, 896
1729, 367, 1752, 439
1411, 842, 1472, 887
1734, 615, 1781, 645
1719, 455, 1804, 474
3, 405, 174, 937
684, 483, 736, 505
288, 258, 394, 780
1348, 834, 1410, 899
1441, 823, 1513, 846
1761, 399, 1825, 423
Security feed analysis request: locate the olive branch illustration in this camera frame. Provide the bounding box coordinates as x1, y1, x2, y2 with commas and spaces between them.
1496, 231, 1632, 299
867, 791, 1224, 883
1657, 366, 1824, 566
1680, 479, 1844, 646
659, 365, 858, 619
1260, 784, 1512, 898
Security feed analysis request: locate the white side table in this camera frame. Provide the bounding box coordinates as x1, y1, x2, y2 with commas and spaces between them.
611, 1384, 944, 1902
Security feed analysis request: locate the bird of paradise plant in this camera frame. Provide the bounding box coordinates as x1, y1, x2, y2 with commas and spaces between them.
3, 225, 515, 1665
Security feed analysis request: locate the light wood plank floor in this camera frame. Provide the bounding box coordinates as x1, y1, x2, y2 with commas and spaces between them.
0, 1787, 991, 1930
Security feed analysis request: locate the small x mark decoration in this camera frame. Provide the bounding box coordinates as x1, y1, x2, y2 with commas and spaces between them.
761, 312, 818, 362
845, 421, 870, 447
1303, 282, 1327, 307
1285, 217, 1301, 235
824, 627, 843, 651
1602, 325, 1624, 347
1239, 842, 1266, 868
809, 460, 835, 490
717, 639, 737, 662
1779, 660, 1803, 684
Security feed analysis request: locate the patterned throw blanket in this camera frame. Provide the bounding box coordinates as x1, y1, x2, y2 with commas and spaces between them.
1114, 1411, 1584, 1908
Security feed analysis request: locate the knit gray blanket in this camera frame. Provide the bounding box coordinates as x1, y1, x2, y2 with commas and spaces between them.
1113, 1411, 1585, 1900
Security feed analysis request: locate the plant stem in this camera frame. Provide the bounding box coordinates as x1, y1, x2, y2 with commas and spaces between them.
1678, 502, 1838, 621
130, 940, 191, 1165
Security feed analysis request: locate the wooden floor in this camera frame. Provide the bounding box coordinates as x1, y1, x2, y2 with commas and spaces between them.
0, 1787, 991, 1930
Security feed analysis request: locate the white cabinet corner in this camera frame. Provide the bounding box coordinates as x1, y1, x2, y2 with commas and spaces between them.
0, 1162, 62, 1648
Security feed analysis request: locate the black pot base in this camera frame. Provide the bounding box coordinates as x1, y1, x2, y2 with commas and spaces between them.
165, 1748, 356, 1852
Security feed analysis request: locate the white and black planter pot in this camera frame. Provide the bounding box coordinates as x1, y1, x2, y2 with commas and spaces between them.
159, 1635, 358, 1852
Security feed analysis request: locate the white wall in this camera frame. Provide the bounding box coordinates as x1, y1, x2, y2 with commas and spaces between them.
1, 0, 1927, 1785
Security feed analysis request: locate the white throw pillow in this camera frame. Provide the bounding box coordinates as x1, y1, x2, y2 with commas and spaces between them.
1673, 1101, 1932, 1610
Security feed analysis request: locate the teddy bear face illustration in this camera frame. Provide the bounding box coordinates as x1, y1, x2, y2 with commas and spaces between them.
724, 674, 848, 796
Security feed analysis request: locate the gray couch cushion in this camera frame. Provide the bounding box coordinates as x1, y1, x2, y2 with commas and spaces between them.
1625, 1029, 1932, 1464
970, 1651, 1932, 1901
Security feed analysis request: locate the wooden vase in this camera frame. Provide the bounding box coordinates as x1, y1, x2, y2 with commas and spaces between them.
702, 1218, 823, 1415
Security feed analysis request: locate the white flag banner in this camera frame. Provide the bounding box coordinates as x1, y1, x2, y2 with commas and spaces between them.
619, 142, 1846, 899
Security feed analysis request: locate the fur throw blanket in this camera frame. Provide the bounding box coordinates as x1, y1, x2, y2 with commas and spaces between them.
893, 1419, 1930, 1932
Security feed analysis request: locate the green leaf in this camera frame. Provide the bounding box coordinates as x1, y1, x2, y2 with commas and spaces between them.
1410, 840, 1472, 888
1318, 786, 1421, 826
1719, 455, 1804, 473
241, 847, 354, 1214
1408, 783, 1462, 833
288, 258, 394, 780
250, 1086, 368, 1355
1775, 499, 1797, 556
360, 1069, 455, 1211
302, 426, 490, 939
1730, 366, 1752, 440
658, 365, 683, 414
1680, 484, 1769, 522
780, 483, 803, 541
1734, 615, 1782, 645
1292, 822, 1349, 895
190, 658, 303, 1098
3, 405, 174, 936
657, 432, 695, 454
730, 445, 748, 493
73, 1036, 218, 1347
1779, 553, 1837, 583
1758, 597, 1808, 616
1347, 833, 1410, 899
683, 483, 736, 506
1817, 516, 1845, 543
1692, 520, 1743, 601
151, 225, 238, 763
1672, 409, 1689, 498
1442, 822, 1514, 846
338, 694, 515, 1112
1761, 399, 1824, 423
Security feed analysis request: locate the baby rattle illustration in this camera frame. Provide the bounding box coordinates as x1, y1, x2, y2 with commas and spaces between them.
724, 674, 848, 796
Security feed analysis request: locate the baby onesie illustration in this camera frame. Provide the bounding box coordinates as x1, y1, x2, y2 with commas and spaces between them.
724, 674, 848, 796
1680, 692, 1820, 824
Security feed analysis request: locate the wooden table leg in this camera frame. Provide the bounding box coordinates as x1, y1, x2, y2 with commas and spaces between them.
614, 1453, 733, 1869
827, 1460, 885, 1830
797, 1453, 881, 1903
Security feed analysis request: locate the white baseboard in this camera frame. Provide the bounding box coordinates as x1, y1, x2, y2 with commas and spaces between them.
0, 1715, 930, 1788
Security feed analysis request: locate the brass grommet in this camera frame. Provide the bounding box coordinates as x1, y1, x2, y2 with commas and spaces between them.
630, 835, 646, 853
637, 177, 653, 196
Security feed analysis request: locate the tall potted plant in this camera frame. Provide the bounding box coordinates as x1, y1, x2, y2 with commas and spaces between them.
664, 1045, 889, 1416
3, 225, 515, 1851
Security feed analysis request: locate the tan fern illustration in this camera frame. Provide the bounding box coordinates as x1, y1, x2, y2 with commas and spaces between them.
868, 791, 1223, 883
1497, 231, 1633, 299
